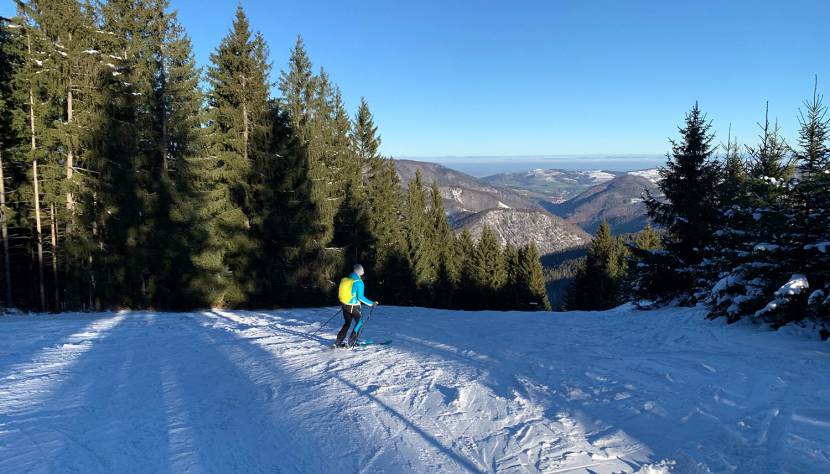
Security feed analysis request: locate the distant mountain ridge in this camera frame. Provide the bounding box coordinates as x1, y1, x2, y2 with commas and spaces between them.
482, 169, 623, 204
394, 159, 539, 219
455, 209, 591, 256
393, 159, 589, 254
545, 174, 662, 234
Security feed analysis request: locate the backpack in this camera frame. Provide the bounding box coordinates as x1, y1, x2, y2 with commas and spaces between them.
338, 277, 357, 305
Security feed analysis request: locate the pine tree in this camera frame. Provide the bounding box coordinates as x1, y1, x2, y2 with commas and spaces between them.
365, 158, 410, 304
640, 103, 721, 303
352, 97, 381, 169
0, 17, 20, 308
157, 13, 216, 309
502, 244, 521, 310
278, 38, 350, 300
634, 223, 661, 251
404, 170, 437, 298
707, 104, 794, 324
203, 5, 272, 306
720, 126, 748, 208
789, 82, 830, 325
429, 182, 459, 307
568, 221, 629, 310
516, 243, 551, 311
456, 228, 477, 308
471, 226, 507, 309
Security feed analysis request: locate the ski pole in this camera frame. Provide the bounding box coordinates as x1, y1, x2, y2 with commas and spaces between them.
310, 308, 342, 338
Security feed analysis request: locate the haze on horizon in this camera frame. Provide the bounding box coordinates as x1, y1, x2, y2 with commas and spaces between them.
3, 0, 825, 158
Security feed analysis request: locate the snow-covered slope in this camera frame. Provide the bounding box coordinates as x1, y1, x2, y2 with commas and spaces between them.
1, 306, 828, 473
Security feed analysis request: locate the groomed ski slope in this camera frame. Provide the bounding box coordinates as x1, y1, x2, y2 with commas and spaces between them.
0, 305, 828, 473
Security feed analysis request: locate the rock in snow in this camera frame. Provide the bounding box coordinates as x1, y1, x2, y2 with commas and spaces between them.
0, 305, 828, 473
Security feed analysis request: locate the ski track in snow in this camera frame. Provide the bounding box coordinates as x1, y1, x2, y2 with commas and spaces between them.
0, 305, 828, 473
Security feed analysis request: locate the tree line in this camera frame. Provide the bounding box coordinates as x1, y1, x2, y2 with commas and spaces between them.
0, 1, 549, 313
566, 92, 830, 335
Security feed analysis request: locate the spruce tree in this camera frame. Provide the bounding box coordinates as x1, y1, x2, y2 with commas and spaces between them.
789, 83, 830, 325
429, 182, 459, 306
456, 228, 477, 308
158, 14, 216, 308
471, 226, 507, 309
568, 221, 629, 310
640, 103, 721, 303
517, 243, 551, 311
363, 158, 410, 304
0, 17, 20, 308
404, 170, 437, 298
203, 5, 272, 305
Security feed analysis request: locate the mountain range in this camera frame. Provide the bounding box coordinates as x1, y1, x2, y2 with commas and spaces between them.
481, 169, 621, 203
393, 160, 588, 254
393, 159, 662, 256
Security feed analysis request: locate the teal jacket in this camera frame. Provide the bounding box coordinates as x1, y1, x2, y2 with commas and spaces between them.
347, 272, 375, 306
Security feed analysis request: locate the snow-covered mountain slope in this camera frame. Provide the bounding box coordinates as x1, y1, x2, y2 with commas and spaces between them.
482, 169, 622, 204
1, 306, 828, 473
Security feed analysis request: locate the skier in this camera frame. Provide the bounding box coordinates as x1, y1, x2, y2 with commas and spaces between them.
335, 264, 379, 347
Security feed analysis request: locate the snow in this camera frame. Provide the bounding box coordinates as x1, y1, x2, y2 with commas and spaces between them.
776, 274, 809, 297
586, 170, 616, 182
627, 169, 661, 183
1, 305, 828, 473
497, 201, 510, 209
805, 242, 830, 253
753, 243, 780, 252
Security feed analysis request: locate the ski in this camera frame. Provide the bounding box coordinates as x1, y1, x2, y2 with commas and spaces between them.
354, 339, 392, 347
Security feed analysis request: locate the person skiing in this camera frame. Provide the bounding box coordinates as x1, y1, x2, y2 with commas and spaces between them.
335, 264, 378, 347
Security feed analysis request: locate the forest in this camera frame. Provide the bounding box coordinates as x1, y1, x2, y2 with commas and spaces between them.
566, 100, 830, 334
0, 1, 550, 312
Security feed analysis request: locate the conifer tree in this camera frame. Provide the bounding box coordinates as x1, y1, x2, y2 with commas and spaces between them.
158, 14, 215, 308
203, 5, 272, 305
639, 103, 721, 303
788, 82, 830, 324
471, 226, 507, 309
404, 170, 437, 297
707, 105, 794, 324
353, 97, 381, 169
456, 228, 477, 308
429, 182, 459, 306
568, 221, 629, 310
634, 224, 662, 251
0, 17, 19, 308
517, 243, 551, 310
364, 158, 410, 303
502, 244, 521, 310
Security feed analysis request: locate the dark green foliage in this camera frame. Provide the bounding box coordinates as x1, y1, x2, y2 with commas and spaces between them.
544, 257, 584, 310
638, 103, 722, 304
404, 170, 437, 294
567, 221, 629, 310
0, 1, 636, 317
516, 243, 551, 310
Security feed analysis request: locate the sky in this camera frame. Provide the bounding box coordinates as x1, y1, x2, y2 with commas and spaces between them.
2, 0, 828, 159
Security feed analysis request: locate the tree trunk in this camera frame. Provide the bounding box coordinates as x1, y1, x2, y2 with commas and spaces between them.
241, 75, 249, 162
66, 80, 75, 213
0, 149, 12, 307
32, 159, 46, 311
28, 32, 46, 311
50, 202, 59, 311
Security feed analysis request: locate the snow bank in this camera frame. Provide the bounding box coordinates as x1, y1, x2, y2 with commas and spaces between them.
1, 305, 828, 473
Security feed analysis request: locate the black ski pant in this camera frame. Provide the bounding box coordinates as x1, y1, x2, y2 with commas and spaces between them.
335, 304, 362, 346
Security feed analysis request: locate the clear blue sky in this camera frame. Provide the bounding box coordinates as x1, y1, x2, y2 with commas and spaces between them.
3, 0, 828, 158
